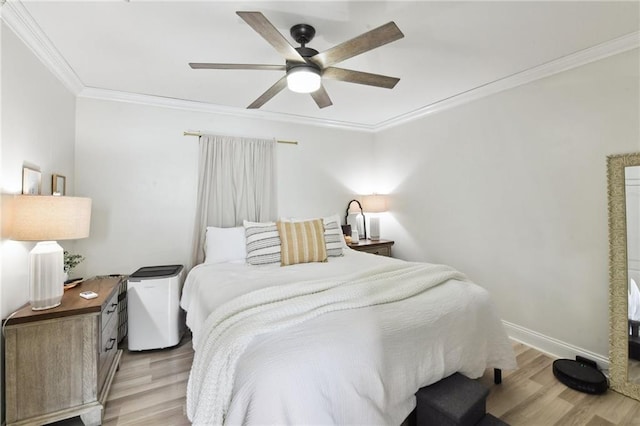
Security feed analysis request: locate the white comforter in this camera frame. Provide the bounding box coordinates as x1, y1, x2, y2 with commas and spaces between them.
181, 250, 516, 425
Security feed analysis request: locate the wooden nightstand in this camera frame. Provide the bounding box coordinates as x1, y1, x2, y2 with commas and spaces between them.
348, 239, 394, 257
3, 276, 124, 426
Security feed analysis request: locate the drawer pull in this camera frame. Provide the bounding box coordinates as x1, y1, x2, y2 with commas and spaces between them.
106, 303, 117, 314
105, 338, 116, 351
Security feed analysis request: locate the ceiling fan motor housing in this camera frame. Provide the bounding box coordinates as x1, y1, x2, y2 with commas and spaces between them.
286, 47, 321, 74
290, 24, 316, 46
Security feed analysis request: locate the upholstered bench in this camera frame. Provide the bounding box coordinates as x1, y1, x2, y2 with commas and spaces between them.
415, 373, 508, 426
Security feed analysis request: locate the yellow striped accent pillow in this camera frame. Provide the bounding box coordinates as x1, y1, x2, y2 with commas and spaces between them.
277, 219, 327, 266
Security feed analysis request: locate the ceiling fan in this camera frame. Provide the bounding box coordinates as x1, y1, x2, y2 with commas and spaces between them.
189, 11, 404, 109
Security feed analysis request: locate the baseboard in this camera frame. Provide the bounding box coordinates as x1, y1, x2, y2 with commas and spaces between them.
502, 320, 610, 371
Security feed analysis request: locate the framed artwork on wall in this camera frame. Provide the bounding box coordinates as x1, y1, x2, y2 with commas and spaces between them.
22, 166, 42, 195
52, 174, 66, 196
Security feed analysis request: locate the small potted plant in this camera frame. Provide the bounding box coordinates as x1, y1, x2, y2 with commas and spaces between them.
64, 251, 84, 283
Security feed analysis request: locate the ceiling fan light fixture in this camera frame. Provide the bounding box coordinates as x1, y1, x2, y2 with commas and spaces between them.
190, 13, 404, 108
286, 66, 321, 93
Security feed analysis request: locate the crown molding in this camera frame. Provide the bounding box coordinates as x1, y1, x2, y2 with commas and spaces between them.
2, 0, 637, 133
78, 31, 640, 133
1, 0, 84, 95
374, 31, 640, 132
78, 87, 376, 132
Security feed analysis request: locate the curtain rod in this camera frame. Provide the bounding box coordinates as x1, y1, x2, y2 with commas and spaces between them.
183, 131, 298, 145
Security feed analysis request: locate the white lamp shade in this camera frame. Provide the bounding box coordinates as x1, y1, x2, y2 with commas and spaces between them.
361, 194, 388, 213
286, 67, 321, 93
9, 195, 92, 241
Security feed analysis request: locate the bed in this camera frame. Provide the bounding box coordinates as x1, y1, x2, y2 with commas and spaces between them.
180, 219, 517, 425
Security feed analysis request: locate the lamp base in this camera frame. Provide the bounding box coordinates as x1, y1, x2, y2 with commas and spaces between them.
31, 301, 62, 311
29, 241, 64, 311
369, 217, 380, 241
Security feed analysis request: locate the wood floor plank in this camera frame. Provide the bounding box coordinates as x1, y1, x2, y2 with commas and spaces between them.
104, 398, 188, 426
584, 391, 639, 424
558, 385, 590, 405
484, 374, 542, 417
585, 415, 616, 426
619, 400, 640, 425
499, 380, 573, 425
108, 370, 190, 400
106, 381, 188, 417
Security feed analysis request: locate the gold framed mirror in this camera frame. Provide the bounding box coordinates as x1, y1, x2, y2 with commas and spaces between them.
608, 152, 640, 400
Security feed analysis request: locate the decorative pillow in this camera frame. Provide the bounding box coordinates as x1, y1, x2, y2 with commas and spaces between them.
287, 213, 346, 256
204, 226, 247, 264
277, 219, 327, 266
244, 220, 281, 265
322, 214, 345, 257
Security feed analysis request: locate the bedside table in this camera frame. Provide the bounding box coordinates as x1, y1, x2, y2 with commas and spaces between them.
3, 276, 124, 426
348, 239, 394, 257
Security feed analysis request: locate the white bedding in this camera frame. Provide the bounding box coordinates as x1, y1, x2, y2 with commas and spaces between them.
181, 250, 517, 425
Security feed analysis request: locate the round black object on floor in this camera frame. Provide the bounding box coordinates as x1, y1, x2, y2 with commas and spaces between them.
552, 359, 608, 394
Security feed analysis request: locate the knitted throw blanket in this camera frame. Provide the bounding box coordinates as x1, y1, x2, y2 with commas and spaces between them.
186, 262, 467, 425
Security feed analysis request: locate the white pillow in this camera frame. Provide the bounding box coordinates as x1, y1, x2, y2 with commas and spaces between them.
244, 220, 282, 265
204, 226, 247, 264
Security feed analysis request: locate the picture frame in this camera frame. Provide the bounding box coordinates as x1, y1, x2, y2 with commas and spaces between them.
52, 174, 66, 196
22, 166, 42, 195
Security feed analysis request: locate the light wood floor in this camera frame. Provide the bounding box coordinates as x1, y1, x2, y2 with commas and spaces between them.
479, 343, 640, 426
53, 336, 640, 425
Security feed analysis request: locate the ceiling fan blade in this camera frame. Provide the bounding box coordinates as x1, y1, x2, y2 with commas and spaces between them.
190, 63, 286, 71
237, 11, 306, 63
310, 85, 333, 109
247, 76, 288, 109
312, 22, 404, 68
323, 67, 400, 89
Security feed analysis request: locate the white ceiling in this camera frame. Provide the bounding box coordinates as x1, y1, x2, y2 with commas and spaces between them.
9, 1, 640, 128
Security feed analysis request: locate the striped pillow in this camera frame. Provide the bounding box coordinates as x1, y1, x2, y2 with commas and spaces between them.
277, 219, 327, 266
288, 214, 346, 257
323, 216, 345, 257
244, 220, 281, 265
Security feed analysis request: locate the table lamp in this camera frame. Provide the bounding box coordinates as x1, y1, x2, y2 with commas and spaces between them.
9, 195, 92, 310
345, 199, 366, 240
361, 194, 388, 240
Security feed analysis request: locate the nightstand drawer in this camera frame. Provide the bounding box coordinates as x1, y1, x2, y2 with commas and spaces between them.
101, 290, 119, 330
348, 239, 394, 257
358, 245, 391, 257
99, 313, 118, 390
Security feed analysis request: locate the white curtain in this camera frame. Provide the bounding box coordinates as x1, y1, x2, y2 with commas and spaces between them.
191, 134, 277, 266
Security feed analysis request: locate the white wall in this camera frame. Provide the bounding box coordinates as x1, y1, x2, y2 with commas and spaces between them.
373, 49, 640, 360
0, 22, 77, 420
74, 98, 374, 276
0, 22, 76, 321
